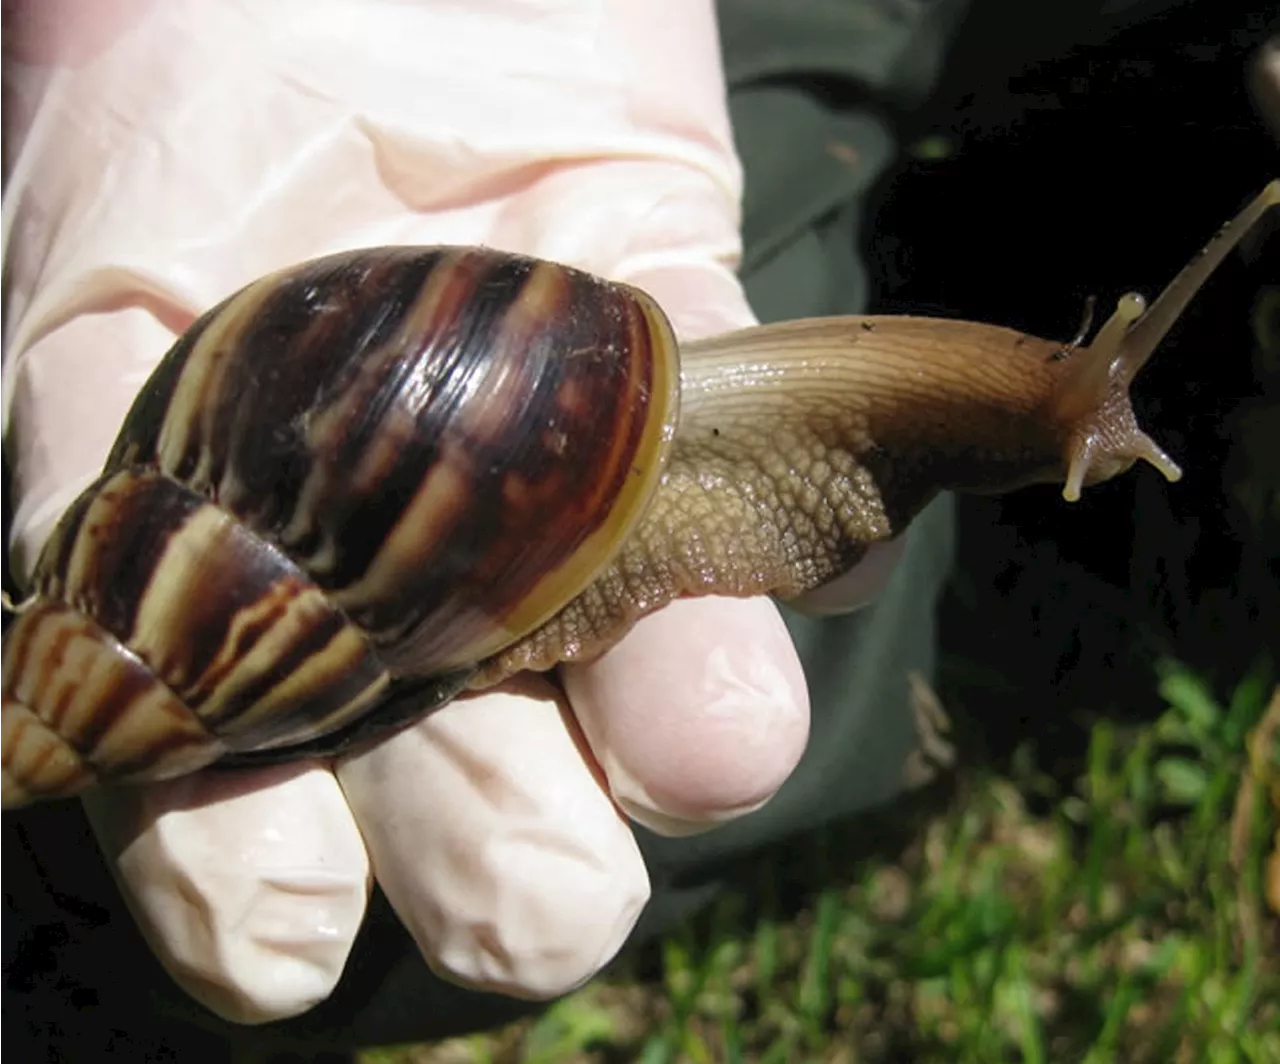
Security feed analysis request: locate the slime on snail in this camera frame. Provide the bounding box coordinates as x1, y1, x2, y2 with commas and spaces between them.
2, 181, 1277, 808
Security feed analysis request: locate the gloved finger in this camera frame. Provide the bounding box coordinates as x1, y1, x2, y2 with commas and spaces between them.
563, 596, 810, 836
82, 761, 370, 1025
335, 676, 649, 1000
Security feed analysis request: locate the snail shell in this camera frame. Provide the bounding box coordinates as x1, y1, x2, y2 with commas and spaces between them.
2, 248, 679, 805
3, 180, 1276, 808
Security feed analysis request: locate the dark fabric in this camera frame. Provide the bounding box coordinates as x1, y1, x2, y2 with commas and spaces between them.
726, 0, 971, 320
4, 1, 969, 1056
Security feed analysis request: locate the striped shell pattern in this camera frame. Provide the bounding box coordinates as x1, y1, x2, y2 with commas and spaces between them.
2, 247, 680, 807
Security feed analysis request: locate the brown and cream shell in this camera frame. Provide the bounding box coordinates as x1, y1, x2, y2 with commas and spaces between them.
2, 247, 679, 805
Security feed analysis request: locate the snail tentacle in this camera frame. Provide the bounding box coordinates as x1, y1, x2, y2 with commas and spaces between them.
1050, 181, 1279, 500
1116, 179, 1280, 389
1053, 293, 1098, 361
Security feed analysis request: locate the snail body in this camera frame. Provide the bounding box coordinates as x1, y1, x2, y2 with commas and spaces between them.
3, 182, 1277, 807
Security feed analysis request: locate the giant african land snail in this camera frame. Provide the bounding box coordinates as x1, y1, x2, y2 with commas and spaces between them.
3, 181, 1277, 809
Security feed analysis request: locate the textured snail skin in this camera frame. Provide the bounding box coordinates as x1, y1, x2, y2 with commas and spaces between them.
3, 182, 1277, 807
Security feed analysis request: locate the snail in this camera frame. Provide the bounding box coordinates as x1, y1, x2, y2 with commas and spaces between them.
2, 182, 1277, 810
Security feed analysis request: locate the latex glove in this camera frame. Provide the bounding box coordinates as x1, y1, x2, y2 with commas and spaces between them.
3, 0, 893, 1026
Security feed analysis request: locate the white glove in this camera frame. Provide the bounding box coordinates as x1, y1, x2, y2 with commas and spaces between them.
4, 0, 894, 1025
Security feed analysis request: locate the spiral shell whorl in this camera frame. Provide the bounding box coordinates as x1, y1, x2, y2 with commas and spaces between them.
1, 470, 395, 802
3, 601, 223, 806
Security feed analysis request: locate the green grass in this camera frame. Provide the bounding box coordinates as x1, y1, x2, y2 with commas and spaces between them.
359, 660, 1280, 1063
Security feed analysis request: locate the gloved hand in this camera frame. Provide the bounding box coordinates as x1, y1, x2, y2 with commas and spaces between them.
4, 0, 895, 1027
